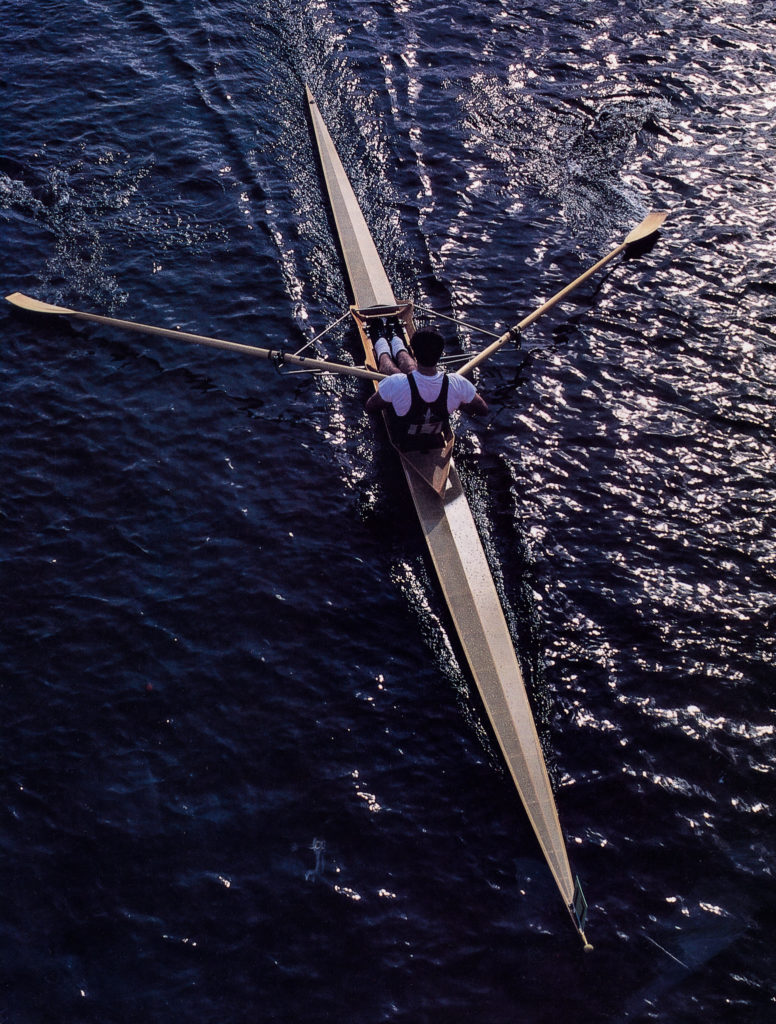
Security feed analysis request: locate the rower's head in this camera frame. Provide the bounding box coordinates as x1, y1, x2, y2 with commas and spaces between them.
411, 328, 444, 368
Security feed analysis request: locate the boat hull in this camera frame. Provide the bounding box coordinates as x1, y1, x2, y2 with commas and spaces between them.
403, 462, 574, 908
306, 85, 583, 937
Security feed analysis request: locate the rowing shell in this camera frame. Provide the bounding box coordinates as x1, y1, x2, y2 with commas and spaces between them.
306, 86, 589, 944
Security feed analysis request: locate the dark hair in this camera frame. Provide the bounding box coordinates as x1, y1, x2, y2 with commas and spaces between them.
411, 328, 444, 366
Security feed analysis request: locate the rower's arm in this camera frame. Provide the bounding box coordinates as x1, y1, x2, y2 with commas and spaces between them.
460, 393, 489, 416
365, 391, 390, 414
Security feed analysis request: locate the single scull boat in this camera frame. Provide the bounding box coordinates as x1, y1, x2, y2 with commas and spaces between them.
6, 86, 666, 946
306, 86, 594, 945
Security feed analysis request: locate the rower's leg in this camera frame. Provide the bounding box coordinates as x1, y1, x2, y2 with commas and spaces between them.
388, 317, 417, 373
369, 318, 405, 376
394, 348, 417, 373
376, 350, 400, 374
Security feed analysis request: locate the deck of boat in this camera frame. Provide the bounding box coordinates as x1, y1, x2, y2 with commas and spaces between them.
406, 465, 574, 906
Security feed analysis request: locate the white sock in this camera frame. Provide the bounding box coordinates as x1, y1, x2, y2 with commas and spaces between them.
390, 336, 407, 358
374, 338, 391, 359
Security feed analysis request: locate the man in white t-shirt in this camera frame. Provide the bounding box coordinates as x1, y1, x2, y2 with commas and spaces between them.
365, 320, 488, 450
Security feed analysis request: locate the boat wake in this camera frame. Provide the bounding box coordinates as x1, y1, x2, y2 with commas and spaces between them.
0, 150, 224, 315
459, 73, 670, 242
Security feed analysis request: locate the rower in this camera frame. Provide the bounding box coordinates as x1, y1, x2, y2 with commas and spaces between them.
365, 321, 488, 448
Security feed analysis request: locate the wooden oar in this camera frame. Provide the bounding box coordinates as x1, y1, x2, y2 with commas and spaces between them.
5, 292, 385, 382
457, 211, 667, 377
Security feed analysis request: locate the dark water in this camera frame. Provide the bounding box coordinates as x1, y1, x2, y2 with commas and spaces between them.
2, 1, 774, 1021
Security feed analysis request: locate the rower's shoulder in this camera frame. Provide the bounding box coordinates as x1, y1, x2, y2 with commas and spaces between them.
379, 370, 411, 390
446, 371, 475, 389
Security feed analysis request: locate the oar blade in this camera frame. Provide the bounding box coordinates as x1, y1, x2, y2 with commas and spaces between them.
6, 292, 72, 315
625, 211, 667, 245
6, 290, 386, 381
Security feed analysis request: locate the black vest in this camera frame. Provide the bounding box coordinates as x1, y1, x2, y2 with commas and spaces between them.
393, 372, 450, 451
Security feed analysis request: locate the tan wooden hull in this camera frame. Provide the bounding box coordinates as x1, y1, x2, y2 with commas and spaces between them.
306, 85, 585, 939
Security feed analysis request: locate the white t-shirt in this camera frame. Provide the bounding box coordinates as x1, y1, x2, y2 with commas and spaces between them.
377, 371, 476, 416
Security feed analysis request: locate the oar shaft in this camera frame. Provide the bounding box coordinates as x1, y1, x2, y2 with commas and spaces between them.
457, 210, 666, 377
457, 240, 627, 377
5, 293, 384, 382
517, 241, 627, 332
